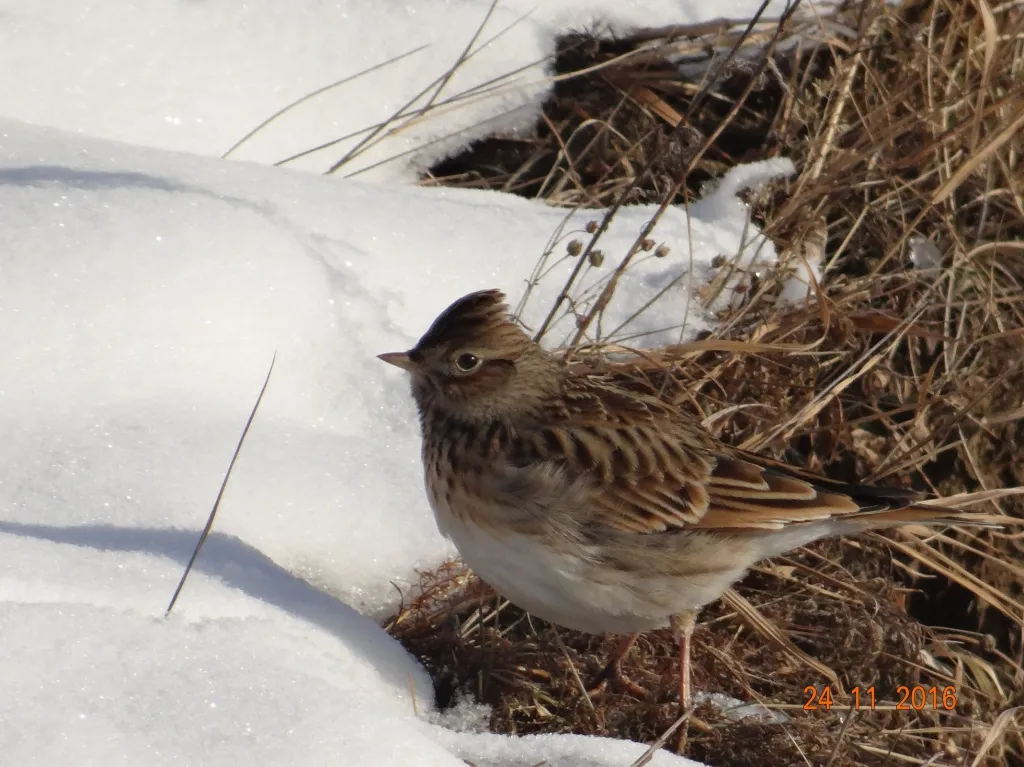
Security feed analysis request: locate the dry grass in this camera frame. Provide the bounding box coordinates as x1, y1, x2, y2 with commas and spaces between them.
389, 0, 1024, 764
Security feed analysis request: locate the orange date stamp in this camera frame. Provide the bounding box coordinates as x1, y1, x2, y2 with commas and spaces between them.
803, 685, 957, 711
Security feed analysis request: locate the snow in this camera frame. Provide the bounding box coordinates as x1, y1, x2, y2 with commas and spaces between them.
694, 693, 790, 724
908, 235, 943, 272
0, 116, 788, 766
0, 0, 799, 181
0, 116, 798, 607
0, 1, 810, 765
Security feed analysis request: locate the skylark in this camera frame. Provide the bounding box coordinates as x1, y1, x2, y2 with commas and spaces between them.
379, 289, 1007, 706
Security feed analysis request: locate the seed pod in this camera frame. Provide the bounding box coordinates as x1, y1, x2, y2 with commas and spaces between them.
566, 239, 583, 257
588, 249, 605, 267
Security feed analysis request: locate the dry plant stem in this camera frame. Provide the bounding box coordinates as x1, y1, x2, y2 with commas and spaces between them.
328, 0, 501, 173
278, 0, 539, 171
221, 44, 428, 159
569, 0, 798, 350
335, 19, 536, 172
563, 0, 800, 352
532, 0, 790, 346
283, 45, 549, 171
420, 0, 502, 119
550, 628, 598, 716
350, 18, 603, 177
346, 107, 531, 180
165, 353, 276, 616
628, 709, 692, 767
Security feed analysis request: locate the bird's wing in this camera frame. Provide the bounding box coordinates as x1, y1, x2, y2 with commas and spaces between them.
687, 450, 921, 530
524, 376, 932, 535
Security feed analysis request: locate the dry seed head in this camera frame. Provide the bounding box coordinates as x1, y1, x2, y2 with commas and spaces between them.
655, 244, 670, 258
588, 249, 605, 267
585, 220, 598, 234
566, 239, 583, 257
640, 237, 655, 251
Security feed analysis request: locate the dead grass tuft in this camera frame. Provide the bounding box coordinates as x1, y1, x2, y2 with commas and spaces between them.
392, 0, 1024, 764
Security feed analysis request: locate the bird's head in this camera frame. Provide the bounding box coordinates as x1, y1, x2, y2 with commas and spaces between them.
378, 289, 561, 423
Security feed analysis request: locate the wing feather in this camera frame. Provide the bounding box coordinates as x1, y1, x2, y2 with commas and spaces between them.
529, 375, 953, 537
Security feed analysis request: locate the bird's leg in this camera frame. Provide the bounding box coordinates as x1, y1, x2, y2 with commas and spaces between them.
670, 611, 697, 707
587, 633, 647, 699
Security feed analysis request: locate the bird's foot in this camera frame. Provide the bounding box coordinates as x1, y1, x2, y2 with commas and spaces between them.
586, 658, 648, 699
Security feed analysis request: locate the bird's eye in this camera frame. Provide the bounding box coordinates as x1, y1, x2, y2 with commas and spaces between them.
454, 353, 482, 372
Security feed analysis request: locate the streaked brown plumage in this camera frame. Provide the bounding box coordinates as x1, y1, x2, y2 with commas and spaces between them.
379, 289, 1007, 705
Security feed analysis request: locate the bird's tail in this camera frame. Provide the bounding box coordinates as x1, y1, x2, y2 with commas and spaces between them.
844, 503, 1011, 530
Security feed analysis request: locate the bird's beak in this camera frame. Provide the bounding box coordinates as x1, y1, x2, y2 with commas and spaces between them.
377, 350, 419, 372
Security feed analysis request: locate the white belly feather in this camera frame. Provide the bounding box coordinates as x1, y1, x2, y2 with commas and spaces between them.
436, 506, 744, 635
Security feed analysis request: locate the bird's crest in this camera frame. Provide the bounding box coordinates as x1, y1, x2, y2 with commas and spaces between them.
414, 289, 515, 352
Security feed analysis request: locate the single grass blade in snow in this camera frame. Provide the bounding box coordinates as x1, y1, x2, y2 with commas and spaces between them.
221, 45, 430, 161
164, 353, 277, 617
327, 0, 536, 175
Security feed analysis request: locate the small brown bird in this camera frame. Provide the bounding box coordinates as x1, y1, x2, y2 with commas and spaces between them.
379, 289, 1005, 706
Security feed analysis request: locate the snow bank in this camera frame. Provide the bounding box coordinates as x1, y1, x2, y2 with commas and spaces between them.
0, 0, 798, 180
0, 117, 794, 765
